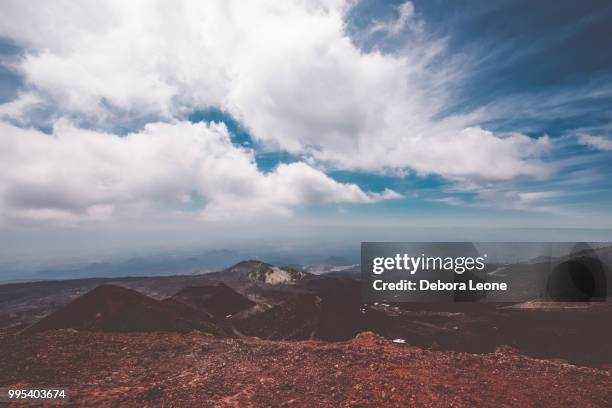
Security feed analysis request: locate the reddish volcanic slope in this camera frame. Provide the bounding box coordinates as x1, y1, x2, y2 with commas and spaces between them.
170, 283, 255, 318
238, 294, 322, 340
23, 284, 225, 335
0, 330, 610, 407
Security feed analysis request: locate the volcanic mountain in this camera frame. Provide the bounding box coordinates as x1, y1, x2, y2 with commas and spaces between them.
237, 294, 323, 340
24, 284, 226, 335
237, 276, 388, 341
198, 260, 316, 306
211, 260, 311, 285
168, 283, 255, 318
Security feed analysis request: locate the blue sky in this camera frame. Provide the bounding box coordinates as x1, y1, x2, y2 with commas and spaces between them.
0, 0, 611, 264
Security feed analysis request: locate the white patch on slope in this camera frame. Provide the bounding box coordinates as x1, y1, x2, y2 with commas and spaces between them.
264, 266, 297, 285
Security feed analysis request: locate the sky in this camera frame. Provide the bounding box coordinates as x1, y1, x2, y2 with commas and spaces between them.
0, 0, 611, 264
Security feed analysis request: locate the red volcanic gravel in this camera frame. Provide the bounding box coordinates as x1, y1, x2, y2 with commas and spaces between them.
0, 330, 610, 407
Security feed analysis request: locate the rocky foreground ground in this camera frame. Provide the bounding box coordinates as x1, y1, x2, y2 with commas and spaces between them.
0, 330, 610, 407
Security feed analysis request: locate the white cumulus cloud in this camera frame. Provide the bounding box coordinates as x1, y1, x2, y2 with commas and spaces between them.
0, 120, 399, 224
0, 0, 551, 183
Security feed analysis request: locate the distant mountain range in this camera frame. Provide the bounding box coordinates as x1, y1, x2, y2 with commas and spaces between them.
0, 249, 360, 283
2, 249, 246, 282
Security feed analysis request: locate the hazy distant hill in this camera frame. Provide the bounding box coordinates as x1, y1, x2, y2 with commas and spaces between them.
7, 249, 247, 282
